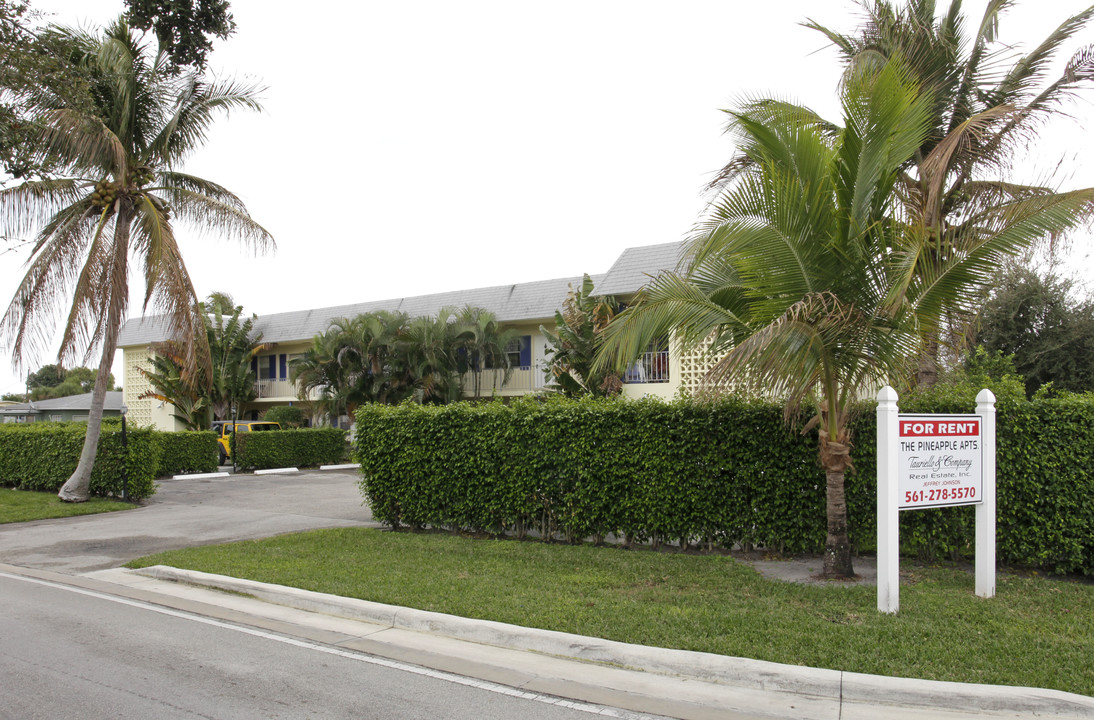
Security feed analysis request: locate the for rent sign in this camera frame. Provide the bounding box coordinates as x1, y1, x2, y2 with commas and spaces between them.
898, 415, 983, 509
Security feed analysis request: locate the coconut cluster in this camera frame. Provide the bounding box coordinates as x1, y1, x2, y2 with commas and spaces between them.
131, 166, 154, 187
90, 180, 119, 208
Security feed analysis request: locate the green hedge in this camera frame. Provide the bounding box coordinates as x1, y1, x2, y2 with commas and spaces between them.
155, 430, 218, 477
235, 428, 348, 470
0, 421, 158, 499
355, 393, 1094, 575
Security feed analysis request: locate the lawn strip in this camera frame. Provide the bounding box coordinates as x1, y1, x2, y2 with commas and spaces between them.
0, 487, 133, 523
127, 527, 1094, 696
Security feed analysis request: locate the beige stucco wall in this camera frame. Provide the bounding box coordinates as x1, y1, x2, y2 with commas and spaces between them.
122, 320, 694, 429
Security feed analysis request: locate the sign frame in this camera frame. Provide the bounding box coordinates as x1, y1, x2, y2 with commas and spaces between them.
876, 386, 996, 614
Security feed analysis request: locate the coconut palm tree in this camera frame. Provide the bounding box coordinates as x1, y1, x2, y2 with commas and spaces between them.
599, 56, 1094, 578
800, 0, 1094, 383
0, 18, 272, 501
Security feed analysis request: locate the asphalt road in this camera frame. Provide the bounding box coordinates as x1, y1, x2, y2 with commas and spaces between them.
0, 469, 380, 573
0, 571, 656, 720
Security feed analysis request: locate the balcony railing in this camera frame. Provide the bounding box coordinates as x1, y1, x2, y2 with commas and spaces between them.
623, 350, 670, 384
460, 363, 547, 396
254, 379, 323, 400
254, 364, 550, 402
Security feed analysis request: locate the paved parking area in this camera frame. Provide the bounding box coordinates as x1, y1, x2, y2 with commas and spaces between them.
0, 469, 379, 573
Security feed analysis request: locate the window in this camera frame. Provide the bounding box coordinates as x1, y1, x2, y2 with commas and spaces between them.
257, 354, 277, 381
505, 335, 532, 369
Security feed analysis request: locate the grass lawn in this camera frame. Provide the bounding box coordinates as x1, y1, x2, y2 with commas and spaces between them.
128, 528, 1094, 697
0, 487, 134, 524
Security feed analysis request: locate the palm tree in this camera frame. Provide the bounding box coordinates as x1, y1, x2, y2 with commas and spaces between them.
289, 322, 348, 424
800, 0, 1094, 384
397, 308, 465, 404
599, 57, 1093, 578
290, 310, 412, 422
144, 292, 269, 425
202, 294, 270, 421
0, 19, 272, 501
456, 305, 518, 400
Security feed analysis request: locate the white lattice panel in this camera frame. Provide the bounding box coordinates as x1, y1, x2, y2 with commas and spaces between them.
124, 347, 155, 427
677, 334, 734, 396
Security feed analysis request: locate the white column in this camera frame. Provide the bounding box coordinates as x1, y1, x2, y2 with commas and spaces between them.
876, 385, 900, 614
975, 389, 997, 599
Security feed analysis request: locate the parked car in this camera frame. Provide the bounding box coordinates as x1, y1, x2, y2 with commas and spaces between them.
213, 420, 280, 464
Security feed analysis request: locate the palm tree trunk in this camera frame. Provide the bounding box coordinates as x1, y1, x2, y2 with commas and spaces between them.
58, 210, 131, 502
820, 430, 855, 579
58, 332, 119, 502
822, 466, 855, 578
916, 333, 941, 388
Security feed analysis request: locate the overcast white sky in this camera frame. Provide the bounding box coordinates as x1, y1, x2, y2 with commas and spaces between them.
3, 0, 1093, 397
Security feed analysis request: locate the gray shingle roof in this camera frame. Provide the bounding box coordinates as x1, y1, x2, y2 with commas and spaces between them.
0, 391, 125, 414
249, 274, 601, 345
117, 242, 685, 347
594, 241, 686, 297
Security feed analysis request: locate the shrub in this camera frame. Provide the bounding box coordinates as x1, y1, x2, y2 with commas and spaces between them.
262, 405, 307, 428
235, 427, 347, 470
0, 421, 158, 499
355, 392, 1094, 575
155, 430, 218, 476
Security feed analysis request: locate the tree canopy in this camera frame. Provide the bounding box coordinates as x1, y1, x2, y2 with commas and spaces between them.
15, 363, 117, 401
976, 264, 1094, 396
0, 0, 92, 181
123, 0, 235, 72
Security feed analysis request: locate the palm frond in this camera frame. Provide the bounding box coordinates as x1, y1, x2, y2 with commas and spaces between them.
0, 179, 88, 238
161, 185, 274, 253
150, 74, 265, 165
35, 109, 127, 177
158, 171, 247, 209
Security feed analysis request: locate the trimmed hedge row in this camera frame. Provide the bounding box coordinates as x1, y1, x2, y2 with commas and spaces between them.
354, 394, 1094, 575
155, 430, 218, 477
234, 428, 348, 470
0, 421, 158, 499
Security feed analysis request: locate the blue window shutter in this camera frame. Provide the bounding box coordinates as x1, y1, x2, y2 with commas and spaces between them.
519, 335, 531, 368
251, 357, 258, 374
279, 354, 287, 380
268, 355, 276, 379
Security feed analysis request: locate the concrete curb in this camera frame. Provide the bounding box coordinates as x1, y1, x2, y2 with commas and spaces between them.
134, 565, 1094, 718
254, 467, 299, 475
172, 471, 230, 479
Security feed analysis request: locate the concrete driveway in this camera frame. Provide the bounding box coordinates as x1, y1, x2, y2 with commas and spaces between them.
0, 469, 379, 574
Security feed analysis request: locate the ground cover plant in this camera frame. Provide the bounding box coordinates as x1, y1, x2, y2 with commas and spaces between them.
128, 528, 1094, 696
0, 487, 132, 523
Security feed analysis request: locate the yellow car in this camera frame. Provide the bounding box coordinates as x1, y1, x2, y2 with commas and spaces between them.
213, 421, 280, 464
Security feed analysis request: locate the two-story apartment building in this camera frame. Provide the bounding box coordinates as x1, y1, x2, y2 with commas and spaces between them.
117, 241, 720, 431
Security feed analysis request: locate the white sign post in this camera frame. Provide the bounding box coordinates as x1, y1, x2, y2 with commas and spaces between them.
876, 386, 996, 613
